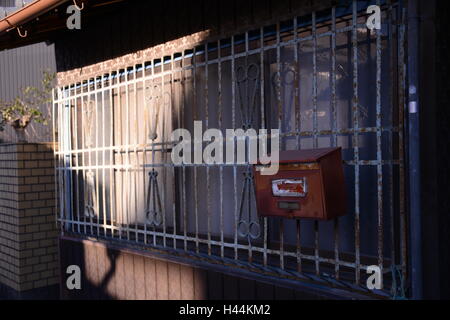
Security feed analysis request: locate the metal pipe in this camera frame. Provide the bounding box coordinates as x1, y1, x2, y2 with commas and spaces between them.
0, 0, 69, 35
352, 0, 361, 285
407, 0, 423, 300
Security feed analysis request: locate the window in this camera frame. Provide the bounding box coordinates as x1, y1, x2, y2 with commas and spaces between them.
54, 1, 407, 298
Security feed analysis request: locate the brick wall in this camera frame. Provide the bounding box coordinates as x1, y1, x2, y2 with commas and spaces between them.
0, 143, 59, 297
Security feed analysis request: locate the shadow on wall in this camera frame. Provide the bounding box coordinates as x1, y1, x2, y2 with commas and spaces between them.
59, 238, 212, 300
59, 237, 318, 300
56, 1, 239, 72
61, 240, 120, 300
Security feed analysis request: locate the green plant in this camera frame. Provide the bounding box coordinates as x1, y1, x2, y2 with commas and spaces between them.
0, 70, 55, 132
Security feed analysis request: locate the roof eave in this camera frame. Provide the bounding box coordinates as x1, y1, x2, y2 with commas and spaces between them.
0, 0, 69, 35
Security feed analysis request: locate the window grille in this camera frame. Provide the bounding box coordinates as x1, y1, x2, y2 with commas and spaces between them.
54, 0, 408, 298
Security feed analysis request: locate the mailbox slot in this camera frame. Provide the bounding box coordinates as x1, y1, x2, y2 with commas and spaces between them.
254, 148, 347, 220
272, 178, 307, 197
278, 201, 300, 210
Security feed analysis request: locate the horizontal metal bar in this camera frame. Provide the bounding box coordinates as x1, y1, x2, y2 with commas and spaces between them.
54, 126, 401, 156
55, 158, 401, 172
54, 142, 177, 155
58, 217, 383, 272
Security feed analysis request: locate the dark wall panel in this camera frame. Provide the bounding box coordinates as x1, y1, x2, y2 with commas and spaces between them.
60, 237, 324, 300
54, 0, 333, 72
223, 274, 239, 300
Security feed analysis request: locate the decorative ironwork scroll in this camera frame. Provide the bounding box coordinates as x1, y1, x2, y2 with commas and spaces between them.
237, 167, 260, 240
236, 63, 261, 241
82, 99, 96, 218
144, 84, 163, 226
236, 63, 260, 130
145, 169, 163, 226
271, 62, 297, 133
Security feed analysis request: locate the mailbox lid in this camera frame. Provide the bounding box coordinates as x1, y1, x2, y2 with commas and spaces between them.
278, 147, 342, 164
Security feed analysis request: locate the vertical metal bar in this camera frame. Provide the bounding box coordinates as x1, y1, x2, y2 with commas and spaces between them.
352, 0, 361, 284
60, 89, 65, 231
68, 85, 74, 234
244, 30, 253, 263
218, 39, 225, 259
163, 65, 168, 248
69, 88, 74, 233
94, 79, 101, 236
142, 64, 148, 245
375, 0, 384, 282
117, 73, 123, 241
149, 60, 156, 246
101, 76, 108, 237
125, 71, 131, 241
293, 16, 302, 273
181, 51, 188, 252
171, 54, 177, 250
193, 47, 199, 254
151, 72, 157, 247
73, 85, 81, 234
331, 6, 340, 280
232, 35, 238, 261
87, 80, 94, 235
388, 0, 397, 274
109, 71, 116, 239
312, 11, 320, 276
66, 87, 73, 232
63, 88, 69, 231
275, 21, 285, 271
260, 25, 268, 268
205, 43, 212, 256
80, 83, 86, 235
133, 65, 139, 242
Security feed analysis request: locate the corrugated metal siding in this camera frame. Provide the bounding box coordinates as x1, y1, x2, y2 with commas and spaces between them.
0, 42, 56, 143
0, 1, 16, 7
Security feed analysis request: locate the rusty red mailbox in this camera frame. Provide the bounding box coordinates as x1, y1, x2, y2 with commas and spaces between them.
254, 147, 347, 220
